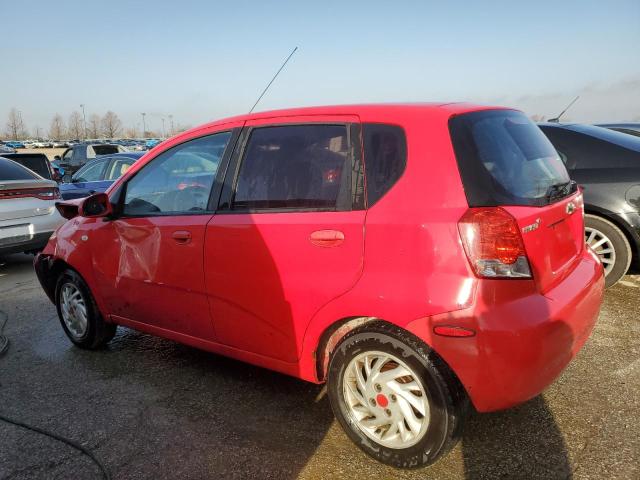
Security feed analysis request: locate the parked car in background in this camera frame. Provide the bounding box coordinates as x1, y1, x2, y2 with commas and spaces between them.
32, 140, 52, 148
0, 157, 64, 255
2, 153, 57, 181
52, 140, 69, 148
0, 143, 16, 154
540, 123, 640, 287
595, 123, 640, 138
55, 143, 128, 179
5, 141, 25, 149
59, 152, 143, 199
35, 104, 603, 468
145, 138, 161, 149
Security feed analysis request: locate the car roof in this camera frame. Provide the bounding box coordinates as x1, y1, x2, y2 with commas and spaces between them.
171, 102, 510, 140
539, 122, 640, 152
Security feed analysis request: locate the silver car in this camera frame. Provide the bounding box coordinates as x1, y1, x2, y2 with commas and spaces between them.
0, 157, 64, 255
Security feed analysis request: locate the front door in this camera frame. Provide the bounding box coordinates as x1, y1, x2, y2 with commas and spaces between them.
205, 117, 366, 362
91, 130, 237, 340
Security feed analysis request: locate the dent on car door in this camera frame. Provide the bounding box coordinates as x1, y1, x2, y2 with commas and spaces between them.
89, 129, 239, 340
205, 118, 366, 363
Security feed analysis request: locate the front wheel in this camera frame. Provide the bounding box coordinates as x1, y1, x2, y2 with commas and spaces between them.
327, 322, 467, 468
55, 269, 117, 349
584, 214, 632, 288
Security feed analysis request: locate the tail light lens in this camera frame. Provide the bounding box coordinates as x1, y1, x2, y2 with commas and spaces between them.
0, 187, 60, 200
458, 207, 532, 278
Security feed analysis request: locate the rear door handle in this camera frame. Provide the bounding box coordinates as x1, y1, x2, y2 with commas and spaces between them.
172, 230, 192, 244
310, 229, 345, 247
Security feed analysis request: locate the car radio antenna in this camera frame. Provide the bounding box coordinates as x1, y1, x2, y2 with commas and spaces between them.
248, 47, 298, 114
548, 95, 580, 123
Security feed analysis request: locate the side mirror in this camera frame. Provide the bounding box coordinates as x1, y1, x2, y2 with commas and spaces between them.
79, 193, 113, 218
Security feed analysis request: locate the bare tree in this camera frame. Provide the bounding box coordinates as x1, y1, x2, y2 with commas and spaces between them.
124, 126, 138, 138
88, 114, 101, 138
49, 114, 66, 140
101, 111, 122, 139
5, 108, 27, 140
67, 111, 84, 140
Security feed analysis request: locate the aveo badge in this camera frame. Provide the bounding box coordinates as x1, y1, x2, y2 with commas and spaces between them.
522, 218, 541, 234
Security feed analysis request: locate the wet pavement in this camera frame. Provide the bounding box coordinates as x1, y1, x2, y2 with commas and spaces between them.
0, 253, 638, 479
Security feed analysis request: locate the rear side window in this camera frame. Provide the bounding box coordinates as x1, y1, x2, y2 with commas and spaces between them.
541, 126, 640, 170
362, 123, 407, 206
449, 110, 571, 207
0, 158, 37, 180
233, 124, 351, 211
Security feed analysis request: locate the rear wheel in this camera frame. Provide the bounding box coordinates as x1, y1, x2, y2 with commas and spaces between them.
55, 269, 116, 349
584, 214, 631, 288
327, 322, 467, 468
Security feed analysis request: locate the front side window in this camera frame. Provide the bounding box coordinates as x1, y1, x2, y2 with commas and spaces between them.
73, 159, 107, 182
123, 132, 231, 216
233, 124, 351, 210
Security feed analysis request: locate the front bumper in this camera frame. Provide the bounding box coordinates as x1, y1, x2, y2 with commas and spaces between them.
407, 247, 605, 412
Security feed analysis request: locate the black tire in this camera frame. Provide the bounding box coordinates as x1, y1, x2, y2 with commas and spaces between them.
55, 269, 116, 349
327, 321, 468, 468
585, 214, 632, 288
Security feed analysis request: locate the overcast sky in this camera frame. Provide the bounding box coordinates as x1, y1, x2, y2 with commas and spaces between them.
1, 0, 639, 135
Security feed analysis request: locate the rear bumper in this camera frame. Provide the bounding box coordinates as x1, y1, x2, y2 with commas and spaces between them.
407, 247, 605, 412
0, 231, 53, 255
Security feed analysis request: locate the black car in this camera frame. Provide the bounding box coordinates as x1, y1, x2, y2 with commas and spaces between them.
55, 143, 127, 178
595, 123, 640, 138
1, 153, 57, 181
539, 123, 640, 287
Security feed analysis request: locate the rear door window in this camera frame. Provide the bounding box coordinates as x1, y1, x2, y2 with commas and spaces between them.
232, 124, 351, 211
449, 110, 571, 207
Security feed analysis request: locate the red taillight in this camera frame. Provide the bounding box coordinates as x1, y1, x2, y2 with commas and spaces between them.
0, 187, 60, 200
458, 207, 532, 278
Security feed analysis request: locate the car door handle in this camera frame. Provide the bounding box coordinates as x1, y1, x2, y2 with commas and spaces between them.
309, 229, 345, 247
172, 230, 192, 244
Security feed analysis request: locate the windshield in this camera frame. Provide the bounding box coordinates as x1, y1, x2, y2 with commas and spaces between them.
449, 110, 571, 207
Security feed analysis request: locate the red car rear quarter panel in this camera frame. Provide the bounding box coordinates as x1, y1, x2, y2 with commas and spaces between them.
299, 107, 476, 381
408, 248, 604, 412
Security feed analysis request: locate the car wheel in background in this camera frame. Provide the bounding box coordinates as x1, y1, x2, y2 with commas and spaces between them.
327, 322, 468, 468
585, 214, 632, 288
55, 269, 117, 348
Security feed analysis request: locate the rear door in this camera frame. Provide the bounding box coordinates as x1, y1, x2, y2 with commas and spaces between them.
449, 109, 584, 292
205, 116, 366, 362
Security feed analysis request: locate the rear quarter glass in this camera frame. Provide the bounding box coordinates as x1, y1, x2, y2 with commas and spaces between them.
449, 110, 570, 207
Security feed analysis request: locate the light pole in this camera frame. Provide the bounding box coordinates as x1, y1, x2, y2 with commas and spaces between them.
161, 117, 166, 139
169, 114, 174, 136
80, 104, 87, 140
141, 112, 146, 138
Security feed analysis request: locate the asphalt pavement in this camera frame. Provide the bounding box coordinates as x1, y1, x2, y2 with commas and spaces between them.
0, 253, 638, 479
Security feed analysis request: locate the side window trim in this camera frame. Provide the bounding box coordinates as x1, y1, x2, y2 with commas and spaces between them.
115, 128, 240, 218
217, 122, 361, 214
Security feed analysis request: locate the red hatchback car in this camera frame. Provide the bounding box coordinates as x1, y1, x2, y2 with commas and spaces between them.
35, 104, 604, 468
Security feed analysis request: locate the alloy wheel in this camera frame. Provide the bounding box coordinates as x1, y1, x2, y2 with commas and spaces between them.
60, 283, 88, 338
342, 351, 430, 449
585, 227, 616, 276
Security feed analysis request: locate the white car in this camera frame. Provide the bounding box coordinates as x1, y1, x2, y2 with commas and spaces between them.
0, 157, 64, 255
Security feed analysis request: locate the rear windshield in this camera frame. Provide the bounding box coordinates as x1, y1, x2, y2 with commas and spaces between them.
449, 110, 571, 207
94, 145, 120, 155
0, 158, 38, 180
4, 154, 51, 179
